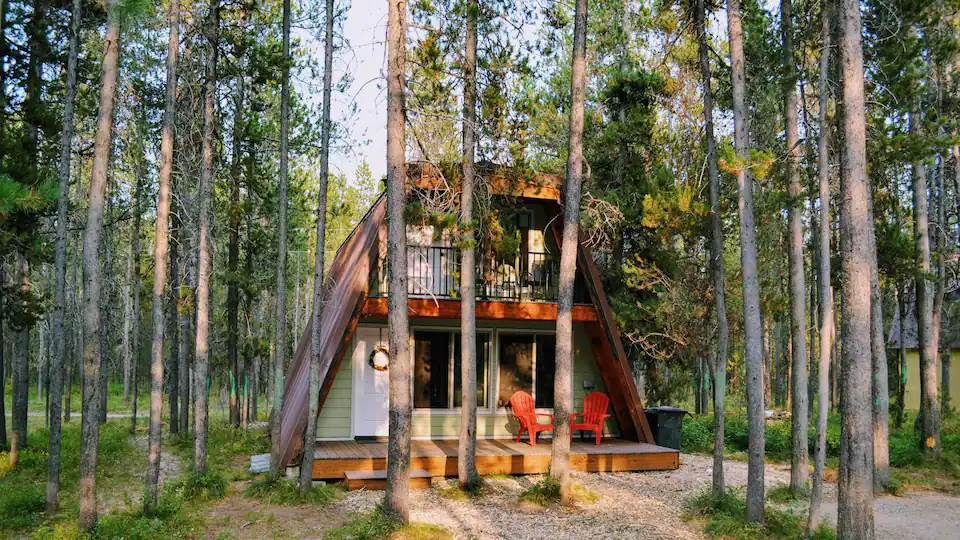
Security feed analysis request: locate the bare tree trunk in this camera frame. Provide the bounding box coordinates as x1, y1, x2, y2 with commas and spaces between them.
551, 0, 587, 506
384, 0, 411, 521
194, 0, 219, 475
228, 77, 243, 430
458, 0, 479, 489
144, 0, 178, 514
837, 0, 875, 534
270, 0, 291, 478
46, 0, 81, 510
0, 269, 6, 450
66, 239, 79, 424
868, 191, 889, 492
299, 0, 334, 493
178, 220, 190, 434
169, 222, 180, 433
781, 0, 808, 494
912, 109, 941, 455
123, 232, 134, 405
11, 255, 29, 465
807, 5, 832, 532
127, 114, 144, 438
726, 0, 765, 522
79, 1, 121, 528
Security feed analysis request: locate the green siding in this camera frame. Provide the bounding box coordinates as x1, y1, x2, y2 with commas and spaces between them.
316, 322, 623, 440
316, 342, 353, 439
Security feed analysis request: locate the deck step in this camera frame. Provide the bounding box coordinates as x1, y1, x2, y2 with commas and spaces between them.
343, 469, 432, 491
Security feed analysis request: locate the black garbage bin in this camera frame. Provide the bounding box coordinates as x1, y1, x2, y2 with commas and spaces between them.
644, 406, 688, 450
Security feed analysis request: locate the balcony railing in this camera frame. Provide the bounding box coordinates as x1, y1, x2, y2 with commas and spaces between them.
373, 246, 561, 303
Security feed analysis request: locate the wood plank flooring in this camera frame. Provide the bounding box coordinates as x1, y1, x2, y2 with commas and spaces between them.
310, 438, 678, 480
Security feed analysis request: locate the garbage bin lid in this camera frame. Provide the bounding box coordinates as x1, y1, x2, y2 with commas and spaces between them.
644, 406, 689, 414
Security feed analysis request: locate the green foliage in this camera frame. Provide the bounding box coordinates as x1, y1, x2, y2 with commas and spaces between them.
245, 475, 341, 505
685, 490, 836, 540
0, 421, 139, 535
518, 476, 598, 506
324, 506, 451, 540
174, 471, 228, 502
680, 415, 842, 463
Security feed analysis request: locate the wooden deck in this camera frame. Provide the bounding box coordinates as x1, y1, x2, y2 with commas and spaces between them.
309, 438, 679, 480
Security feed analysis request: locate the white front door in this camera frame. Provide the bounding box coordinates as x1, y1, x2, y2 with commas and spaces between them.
352, 327, 390, 437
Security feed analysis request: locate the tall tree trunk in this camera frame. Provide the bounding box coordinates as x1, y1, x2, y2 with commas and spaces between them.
66, 237, 79, 424
895, 283, 907, 428
46, 0, 81, 509
169, 222, 180, 433
781, 0, 809, 494
837, 0, 875, 534
299, 0, 334, 493
384, 0, 411, 521
228, 77, 243, 430
868, 191, 889, 492
194, 0, 219, 475
0, 268, 5, 450
458, 0, 479, 489
123, 231, 134, 405
552, 0, 587, 506
11, 255, 29, 465
79, 0, 121, 529
177, 216, 190, 434
270, 0, 291, 478
912, 110, 941, 455
726, 0, 765, 522
807, 4, 832, 532
145, 0, 178, 513
127, 114, 143, 437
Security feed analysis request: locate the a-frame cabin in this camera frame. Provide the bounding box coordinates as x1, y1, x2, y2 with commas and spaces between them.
275, 164, 679, 484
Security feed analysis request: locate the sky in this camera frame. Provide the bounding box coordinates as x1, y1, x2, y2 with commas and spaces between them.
299, 2, 390, 184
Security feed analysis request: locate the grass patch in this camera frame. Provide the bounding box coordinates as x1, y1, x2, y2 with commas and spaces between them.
518, 476, 599, 506
435, 478, 484, 501
685, 490, 835, 540
0, 421, 141, 535
245, 474, 342, 505
482, 472, 512, 480
765, 483, 808, 503
174, 470, 228, 502
325, 506, 451, 540
167, 422, 270, 482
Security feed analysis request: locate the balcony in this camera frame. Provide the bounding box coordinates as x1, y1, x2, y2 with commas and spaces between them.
372, 246, 565, 303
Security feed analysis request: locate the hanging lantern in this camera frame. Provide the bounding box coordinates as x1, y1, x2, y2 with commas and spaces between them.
369, 344, 390, 371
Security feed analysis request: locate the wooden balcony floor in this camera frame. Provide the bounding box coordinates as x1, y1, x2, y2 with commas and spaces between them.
308, 438, 679, 480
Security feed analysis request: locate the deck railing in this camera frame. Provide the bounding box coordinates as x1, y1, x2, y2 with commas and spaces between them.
373, 246, 560, 303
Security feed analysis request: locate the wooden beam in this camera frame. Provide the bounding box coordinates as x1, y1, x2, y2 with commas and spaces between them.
361, 297, 598, 322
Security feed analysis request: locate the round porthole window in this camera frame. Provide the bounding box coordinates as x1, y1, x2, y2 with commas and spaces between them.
369, 345, 390, 371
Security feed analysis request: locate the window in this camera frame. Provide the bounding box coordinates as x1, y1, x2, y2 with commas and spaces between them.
453, 334, 490, 408
497, 333, 556, 409
535, 335, 556, 408
414, 330, 490, 409
413, 331, 450, 408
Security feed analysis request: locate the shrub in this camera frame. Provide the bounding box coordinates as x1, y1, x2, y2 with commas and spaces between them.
175, 470, 228, 502
518, 476, 598, 505
685, 489, 835, 540
245, 474, 341, 505
325, 505, 451, 540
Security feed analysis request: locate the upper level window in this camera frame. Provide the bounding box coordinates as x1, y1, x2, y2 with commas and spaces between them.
413, 330, 489, 409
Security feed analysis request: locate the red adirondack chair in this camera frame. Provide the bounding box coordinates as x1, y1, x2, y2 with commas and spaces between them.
508, 390, 554, 446
572, 392, 611, 445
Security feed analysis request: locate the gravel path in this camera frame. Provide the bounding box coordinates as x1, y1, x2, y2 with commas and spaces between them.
820, 492, 960, 540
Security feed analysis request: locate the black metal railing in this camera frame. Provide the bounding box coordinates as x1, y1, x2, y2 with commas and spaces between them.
373, 246, 560, 303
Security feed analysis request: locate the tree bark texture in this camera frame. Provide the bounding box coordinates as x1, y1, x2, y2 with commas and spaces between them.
807, 5, 831, 532
837, 0, 875, 535
145, 0, 178, 514
11, 256, 29, 464
911, 109, 941, 455
552, 0, 587, 506
781, 0, 808, 494
695, 0, 728, 497
228, 76, 243, 430
48, 0, 81, 497
458, 0, 479, 489
194, 0, 219, 475
727, 0, 765, 522
270, 0, 291, 478
384, 0, 412, 521
299, 0, 334, 493
867, 191, 889, 492
79, 1, 121, 529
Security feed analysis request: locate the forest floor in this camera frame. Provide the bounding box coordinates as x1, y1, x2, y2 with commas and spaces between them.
4, 409, 960, 539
